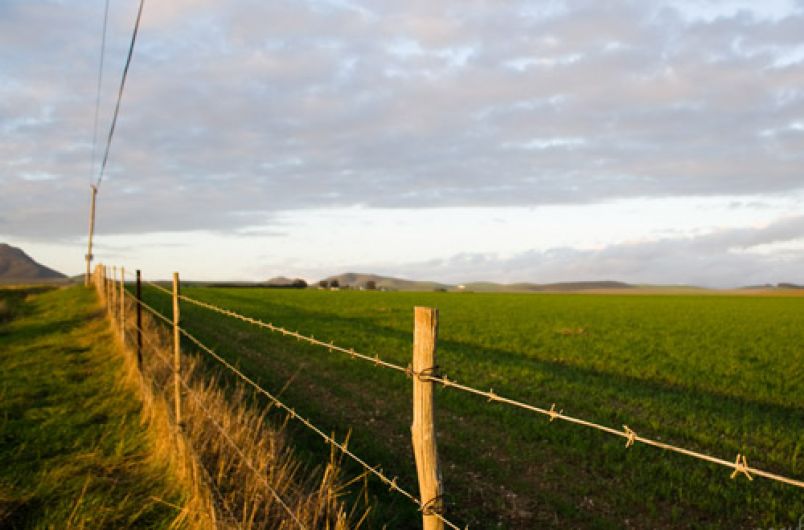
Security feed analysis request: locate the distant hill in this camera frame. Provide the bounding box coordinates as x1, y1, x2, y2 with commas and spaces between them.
461, 280, 634, 292
741, 282, 804, 290
318, 273, 636, 292
0, 243, 67, 284
264, 276, 307, 288
320, 273, 450, 291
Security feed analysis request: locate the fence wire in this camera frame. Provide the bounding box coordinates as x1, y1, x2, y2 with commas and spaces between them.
124, 281, 463, 530
134, 277, 804, 491
119, 291, 306, 529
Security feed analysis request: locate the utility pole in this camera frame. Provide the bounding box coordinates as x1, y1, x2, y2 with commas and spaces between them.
85, 184, 98, 286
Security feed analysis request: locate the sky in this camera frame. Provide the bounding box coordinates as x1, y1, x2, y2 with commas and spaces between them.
1, 0, 803, 287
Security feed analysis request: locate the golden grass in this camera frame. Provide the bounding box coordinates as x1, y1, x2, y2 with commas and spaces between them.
111, 290, 367, 529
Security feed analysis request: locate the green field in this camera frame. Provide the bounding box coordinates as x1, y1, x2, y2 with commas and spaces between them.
140, 286, 804, 529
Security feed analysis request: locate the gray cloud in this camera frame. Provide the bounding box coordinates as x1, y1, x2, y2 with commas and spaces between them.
2, 0, 804, 239
386, 215, 804, 287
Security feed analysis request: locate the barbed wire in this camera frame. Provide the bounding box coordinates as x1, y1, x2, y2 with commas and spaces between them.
123, 286, 463, 529
118, 305, 306, 530
142, 279, 409, 375
130, 277, 804, 491
115, 293, 242, 528
176, 325, 463, 530
124, 330, 243, 530
179, 377, 308, 530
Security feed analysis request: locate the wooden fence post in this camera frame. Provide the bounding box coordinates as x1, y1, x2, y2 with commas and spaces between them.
109, 267, 113, 311
412, 306, 444, 530
136, 270, 143, 370
112, 266, 117, 316
172, 272, 182, 426
119, 267, 125, 339
103, 265, 109, 307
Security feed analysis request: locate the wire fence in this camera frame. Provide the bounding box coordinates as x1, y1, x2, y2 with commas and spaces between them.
125, 312, 303, 529
101, 266, 804, 529
139, 276, 804, 489
129, 275, 462, 529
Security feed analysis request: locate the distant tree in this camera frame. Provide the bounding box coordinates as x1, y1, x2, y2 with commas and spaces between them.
319, 280, 328, 289
330, 279, 340, 288
291, 279, 307, 289
365, 280, 377, 290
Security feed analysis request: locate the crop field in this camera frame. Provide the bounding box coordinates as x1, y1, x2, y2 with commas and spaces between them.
140, 286, 804, 529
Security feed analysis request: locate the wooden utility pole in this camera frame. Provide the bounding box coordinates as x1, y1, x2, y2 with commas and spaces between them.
84, 185, 97, 286
136, 270, 143, 369
172, 272, 182, 426
411, 306, 444, 530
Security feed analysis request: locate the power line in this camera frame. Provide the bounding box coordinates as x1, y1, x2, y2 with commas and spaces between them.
96, 0, 145, 189
85, 0, 145, 283
89, 0, 110, 185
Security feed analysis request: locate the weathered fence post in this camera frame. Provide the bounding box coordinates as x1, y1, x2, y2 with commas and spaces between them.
108, 266, 112, 309
136, 269, 143, 370
119, 267, 125, 339
412, 306, 444, 530
172, 272, 182, 426
112, 266, 117, 317
103, 265, 109, 307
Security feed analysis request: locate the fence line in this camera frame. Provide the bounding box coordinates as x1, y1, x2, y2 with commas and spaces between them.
124, 323, 245, 530
124, 279, 463, 530
179, 377, 306, 530
136, 275, 804, 491
118, 290, 306, 529
177, 318, 461, 530
144, 279, 409, 375
121, 303, 302, 529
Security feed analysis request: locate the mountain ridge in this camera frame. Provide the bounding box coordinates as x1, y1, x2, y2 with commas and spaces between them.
0, 243, 67, 284
320, 272, 637, 292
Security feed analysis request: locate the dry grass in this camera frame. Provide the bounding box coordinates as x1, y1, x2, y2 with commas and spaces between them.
110, 289, 367, 529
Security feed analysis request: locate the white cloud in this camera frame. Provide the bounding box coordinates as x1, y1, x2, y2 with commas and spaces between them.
1, 0, 804, 284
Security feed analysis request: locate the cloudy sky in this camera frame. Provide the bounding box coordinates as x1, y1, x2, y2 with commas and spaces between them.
1, 0, 803, 286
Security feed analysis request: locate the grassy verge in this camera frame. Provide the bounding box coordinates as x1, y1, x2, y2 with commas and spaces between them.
0, 285, 186, 528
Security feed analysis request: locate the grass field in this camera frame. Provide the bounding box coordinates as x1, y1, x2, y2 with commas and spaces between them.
0, 286, 185, 528
140, 286, 804, 529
